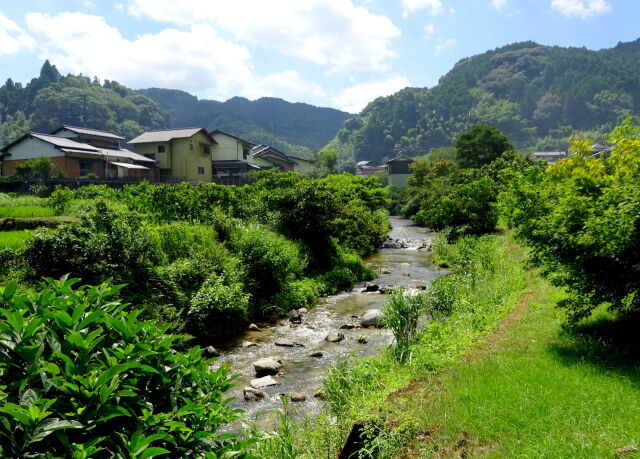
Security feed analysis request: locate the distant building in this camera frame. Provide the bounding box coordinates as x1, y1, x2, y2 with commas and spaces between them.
355, 160, 386, 177
129, 128, 216, 183
589, 143, 613, 158
386, 155, 413, 187
0, 126, 156, 180
531, 151, 567, 164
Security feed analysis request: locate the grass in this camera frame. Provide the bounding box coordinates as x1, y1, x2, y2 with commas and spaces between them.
398, 262, 640, 457
0, 193, 49, 208
0, 230, 33, 250
0, 206, 56, 218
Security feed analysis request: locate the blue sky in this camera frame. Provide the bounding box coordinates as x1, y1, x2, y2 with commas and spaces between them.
0, 0, 638, 113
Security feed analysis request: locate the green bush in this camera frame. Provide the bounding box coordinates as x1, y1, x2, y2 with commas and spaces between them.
271, 278, 321, 313
0, 277, 246, 457
383, 290, 426, 361
414, 176, 498, 239
24, 201, 162, 285
188, 272, 251, 343
229, 224, 305, 306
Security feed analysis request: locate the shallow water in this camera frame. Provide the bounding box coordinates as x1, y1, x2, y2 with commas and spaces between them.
217, 217, 442, 426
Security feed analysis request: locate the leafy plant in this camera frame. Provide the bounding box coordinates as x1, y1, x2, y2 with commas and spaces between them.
0, 277, 247, 457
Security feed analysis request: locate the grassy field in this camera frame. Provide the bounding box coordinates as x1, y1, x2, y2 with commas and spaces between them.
0, 230, 33, 250
0, 206, 56, 218
397, 267, 640, 457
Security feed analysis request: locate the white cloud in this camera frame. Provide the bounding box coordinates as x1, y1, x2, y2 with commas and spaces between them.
401, 0, 444, 17
82, 0, 97, 8
24, 12, 328, 104
550, 0, 611, 19
244, 70, 326, 100
0, 12, 36, 56
124, 0, 400, 73
331, 76, 410, 113
434, 37, 456, 56
491, 0, 507, 11
424, 24, 436, 38
25, 12, 254, 98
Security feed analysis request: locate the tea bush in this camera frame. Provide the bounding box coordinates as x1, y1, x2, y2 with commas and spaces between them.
0, 277, 247, 457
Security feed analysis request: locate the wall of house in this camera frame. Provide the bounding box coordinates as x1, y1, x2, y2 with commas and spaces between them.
132, 142, 171, 169
212, 133, 249, 161
388, 173, 410, 187
5, 137, 63, 160
169, 133, 213, 182
292, 158, 315, 175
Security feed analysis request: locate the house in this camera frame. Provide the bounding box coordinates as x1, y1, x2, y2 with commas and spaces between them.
210, 130, 259, 185
0, 126, 157, 180
531, 151, 567, 164
386, 154, 414, 187
356, 160, 386, 177
128, 128, 216, 183
210, 130, 316, 184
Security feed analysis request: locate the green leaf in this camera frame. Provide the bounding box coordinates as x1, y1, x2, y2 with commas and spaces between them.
29, 418, 83, 443
1, 282, 18, 302
138, 446, 171, 459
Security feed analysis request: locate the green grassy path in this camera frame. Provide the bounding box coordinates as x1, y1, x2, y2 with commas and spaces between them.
400, 268, 640, 458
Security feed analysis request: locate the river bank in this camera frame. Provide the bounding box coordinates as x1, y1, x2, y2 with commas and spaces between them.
217, 217, 441, 424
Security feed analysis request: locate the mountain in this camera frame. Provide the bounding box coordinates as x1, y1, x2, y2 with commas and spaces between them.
327, 39, 640, 162
137, 88, 352, 157
0, 61, 170, 144
0, 63, 351, 158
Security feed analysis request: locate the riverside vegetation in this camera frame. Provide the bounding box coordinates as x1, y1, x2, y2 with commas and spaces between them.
2, 118, 640, 456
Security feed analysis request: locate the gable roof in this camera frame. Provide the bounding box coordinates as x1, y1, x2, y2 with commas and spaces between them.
252, 144, 295, 165
51, 125, 125, 140
129, 128, 215, 144
1, 132, 156, 164
210, 129, 256, 147
385, 154, 414, 164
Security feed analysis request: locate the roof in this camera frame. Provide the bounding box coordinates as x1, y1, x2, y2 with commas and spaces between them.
0, 132, 156, 164
385, 154, 414, 164
51, 125, 125, 140
252, 145, 294, 164
109, 161, 150, 170
210, 129, 256, 147
532, 151, 566, 156
128, 128, 215, 144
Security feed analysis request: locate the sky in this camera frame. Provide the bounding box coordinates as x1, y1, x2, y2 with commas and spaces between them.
0, 0, 639, 114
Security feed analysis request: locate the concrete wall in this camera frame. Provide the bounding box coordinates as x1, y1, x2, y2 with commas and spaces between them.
212, 132, 249, 161
5, 137, 62, 160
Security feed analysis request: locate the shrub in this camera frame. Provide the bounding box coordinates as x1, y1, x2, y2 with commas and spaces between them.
271, 278, 321, 313
188, 272, 251, 343
0, 277, 246, 457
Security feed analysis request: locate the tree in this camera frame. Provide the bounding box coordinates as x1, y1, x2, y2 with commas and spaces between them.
14, 156, 54, 179
455, 124, 513, 168
318, 149, 339, 173
0, 110, 31, 147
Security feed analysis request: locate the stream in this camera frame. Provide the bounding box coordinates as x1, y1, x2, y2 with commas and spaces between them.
217, 217, 442, 426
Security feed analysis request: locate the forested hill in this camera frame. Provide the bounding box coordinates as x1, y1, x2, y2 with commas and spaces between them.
327, 39, 640, 162
0, 61, 170, 143
137, 88, 352, 156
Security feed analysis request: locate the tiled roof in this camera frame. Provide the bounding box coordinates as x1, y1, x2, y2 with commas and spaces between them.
129, 128, 214, 144
53, 125, 125, 140
31, 133, 100, 152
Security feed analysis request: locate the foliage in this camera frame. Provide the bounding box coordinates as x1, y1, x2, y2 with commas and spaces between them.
14, 157, 56, 180
0, 277, 247, 457
318, 149, 339, 173
382, 290, 426, 362
454, 124, 514, 168
0, 110, 31, 147
0, 230, 32, 250
0, 206, 55, 218
501, 118, 640, 323
413, 176, 499, 238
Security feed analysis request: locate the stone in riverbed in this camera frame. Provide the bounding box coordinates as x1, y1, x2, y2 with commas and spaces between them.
241, 341, 259, 348
340, 323, 357, 330
244, 387, 266, 401
253, 357, 282, 376
250, 375, 279, 389
289, 392, 307, 402
357, 334, 369, 344
362, 283, 379, 292
203, 345, 220, 357
380, 268, 392, 274
361, 309, 384, 328
275, 339, 295, 347
297, 307, 308, 314
324, 332, 345, 343
310, 351, 323, 358
248, 323, 261, 331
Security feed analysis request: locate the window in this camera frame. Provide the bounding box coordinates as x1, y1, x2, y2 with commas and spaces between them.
202, 144, 211, 155
197, 166, 205, 175
157, 145, 166, 153
79, 159, 93, 177
189, 143, 193, 151
242, 147, 249, 160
